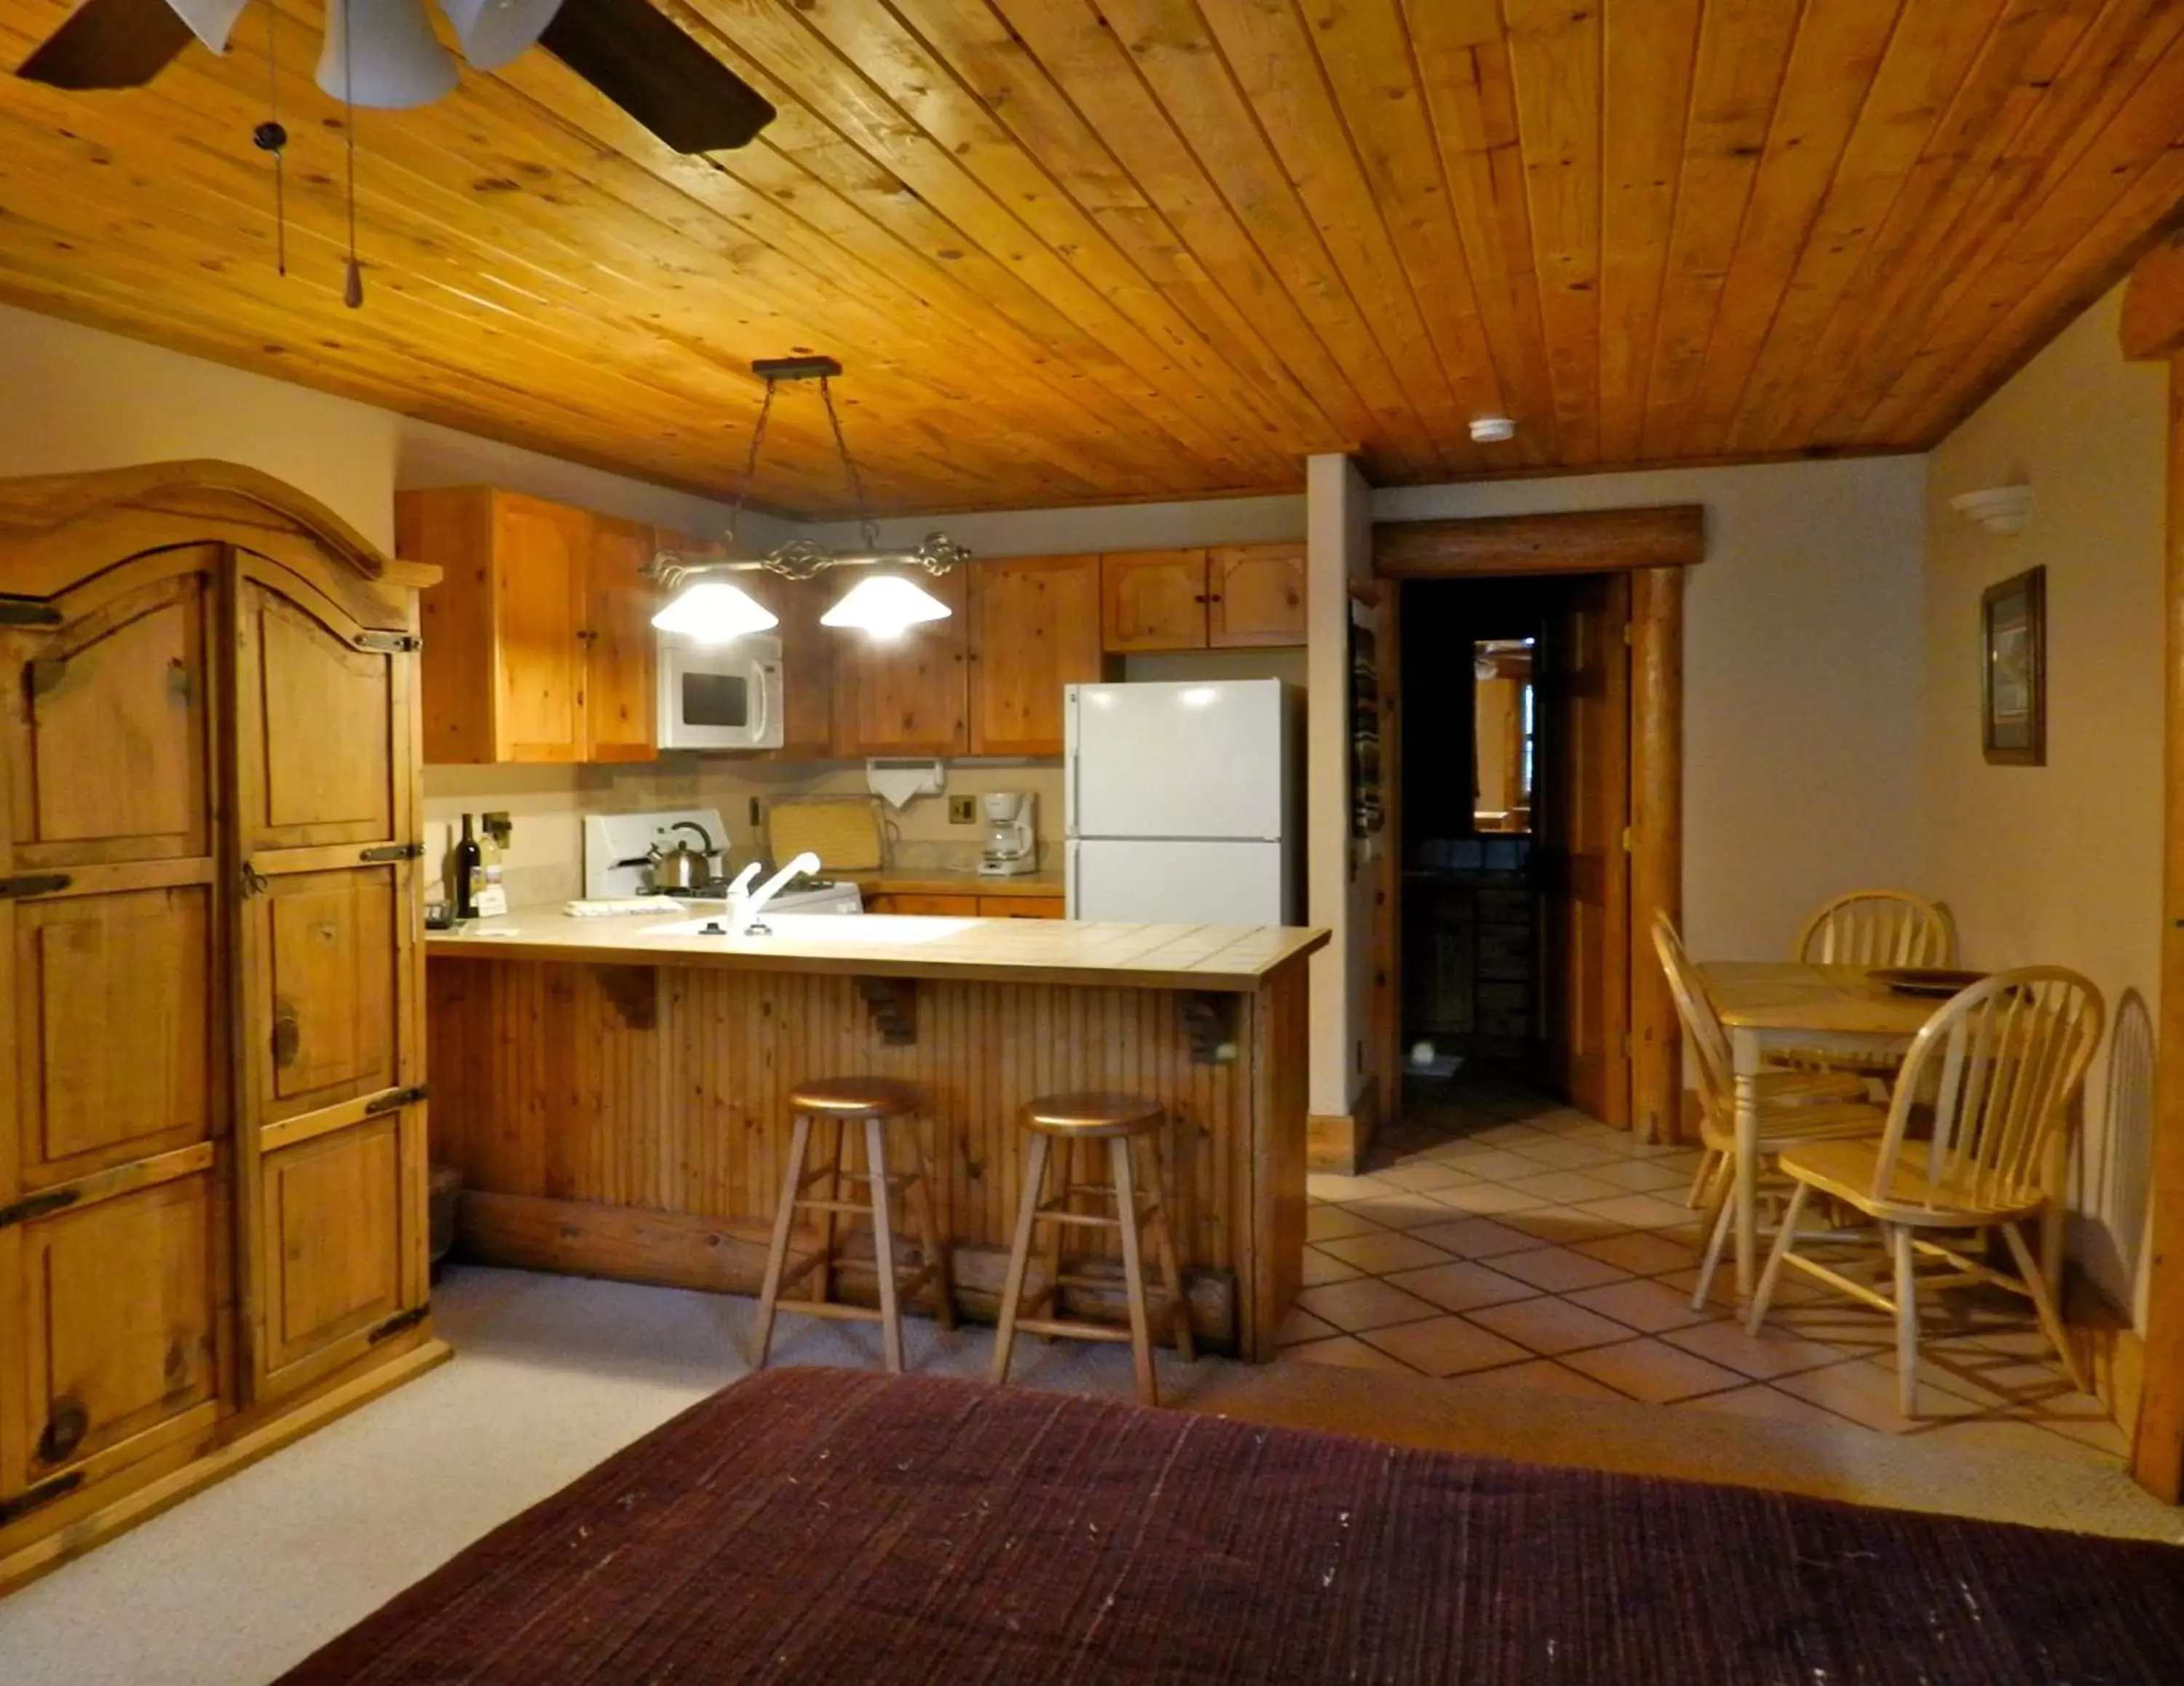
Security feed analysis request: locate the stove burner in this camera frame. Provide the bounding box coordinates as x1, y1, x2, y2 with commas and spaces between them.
659, 874, 841, 900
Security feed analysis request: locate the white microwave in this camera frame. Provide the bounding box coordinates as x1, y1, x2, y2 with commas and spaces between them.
656, 633, 784, 751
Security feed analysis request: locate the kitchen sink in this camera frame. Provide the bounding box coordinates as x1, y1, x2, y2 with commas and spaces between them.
644, 913, 978, 945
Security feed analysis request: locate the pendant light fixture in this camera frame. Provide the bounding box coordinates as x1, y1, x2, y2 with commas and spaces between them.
314, 0, 457, 108
649, 357, 969, 644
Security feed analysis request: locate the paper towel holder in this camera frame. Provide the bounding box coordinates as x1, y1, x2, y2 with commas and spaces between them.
866, 759, 946, 810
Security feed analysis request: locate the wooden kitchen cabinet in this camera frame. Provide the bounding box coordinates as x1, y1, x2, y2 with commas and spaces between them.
831, 566, 970, 756
398, 487, 662, 764
769, 573, 836, 759
1101, 544, 1305, 652
0, 464, 444, 1593
979, 896, 1065, 919
968, 554, 1104, 756
865, 893, 981, 916
1101, 548, 1209, 652
1208, 544, 1307, 646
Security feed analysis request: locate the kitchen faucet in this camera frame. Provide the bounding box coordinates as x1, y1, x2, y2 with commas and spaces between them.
733, 851, 821, 935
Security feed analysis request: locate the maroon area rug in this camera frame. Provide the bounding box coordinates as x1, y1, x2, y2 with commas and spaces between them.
279, 1366, 2184, 1684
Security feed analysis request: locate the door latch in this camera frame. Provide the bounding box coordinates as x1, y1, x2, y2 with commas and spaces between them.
363, 1083, 431, 1115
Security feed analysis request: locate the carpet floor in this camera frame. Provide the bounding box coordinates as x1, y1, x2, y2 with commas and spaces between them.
0, 1265, 2175, 1686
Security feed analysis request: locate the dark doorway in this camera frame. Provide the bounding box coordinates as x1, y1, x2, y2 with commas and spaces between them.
1399, 574, 1632, 1123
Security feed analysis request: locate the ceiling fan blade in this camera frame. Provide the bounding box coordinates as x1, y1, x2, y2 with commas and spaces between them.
539, 0, 776, 154
16, 0, 196, 89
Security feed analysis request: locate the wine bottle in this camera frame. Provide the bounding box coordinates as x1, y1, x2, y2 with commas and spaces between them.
453, 813, 481, 922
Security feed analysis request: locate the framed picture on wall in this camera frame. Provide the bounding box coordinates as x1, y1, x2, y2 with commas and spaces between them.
1982, 565, 2046, 767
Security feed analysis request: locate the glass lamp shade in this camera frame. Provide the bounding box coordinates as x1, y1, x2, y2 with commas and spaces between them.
820, 573, 952, 638
440, 0, 565, 69
651, 579, 780, 644
316, 0, 459, 108
167, 0, 251, 51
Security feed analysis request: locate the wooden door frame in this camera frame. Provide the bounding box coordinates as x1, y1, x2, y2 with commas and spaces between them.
2121, 239, 2184, 1497
1371, 507, 1700, 1143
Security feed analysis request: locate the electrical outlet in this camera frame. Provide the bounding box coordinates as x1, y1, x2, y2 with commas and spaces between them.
949, 795, 976, 825
481, 811, 513, 848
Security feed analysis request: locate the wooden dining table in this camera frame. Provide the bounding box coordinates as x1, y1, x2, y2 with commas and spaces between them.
1696, 962, 1944, 1300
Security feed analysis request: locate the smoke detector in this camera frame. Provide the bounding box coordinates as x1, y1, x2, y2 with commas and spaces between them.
1469, 415, 1517, 444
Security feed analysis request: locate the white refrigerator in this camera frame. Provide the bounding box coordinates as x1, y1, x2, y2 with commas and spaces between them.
1065, 679, 1299, 925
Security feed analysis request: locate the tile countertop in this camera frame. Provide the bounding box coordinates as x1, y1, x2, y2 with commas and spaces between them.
426, 906, 1328, 993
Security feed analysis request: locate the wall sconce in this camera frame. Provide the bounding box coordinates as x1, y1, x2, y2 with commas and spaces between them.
1949, 484, 2032, 536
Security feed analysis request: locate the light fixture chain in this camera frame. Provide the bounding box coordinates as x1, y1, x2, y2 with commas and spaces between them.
819, 376, 880, 549
724, 376, 778, 550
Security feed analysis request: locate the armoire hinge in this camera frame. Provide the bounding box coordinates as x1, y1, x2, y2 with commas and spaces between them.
360, 842, 426, 863
368, 1304, 431, 1345
240, 864, 270, 899
0, 1471, 82, 1526
354, 631, 422, 654
363, 1083, 431, 1115
0, 1187, 78, 1230
0, 597, 61, 628
0, 874, 71, 901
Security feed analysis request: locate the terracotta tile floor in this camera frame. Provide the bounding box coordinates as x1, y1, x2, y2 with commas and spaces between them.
1282, 1083, 2129, 1466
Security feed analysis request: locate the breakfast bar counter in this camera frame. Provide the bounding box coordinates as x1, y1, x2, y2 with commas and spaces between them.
425, 911, 1326, 1360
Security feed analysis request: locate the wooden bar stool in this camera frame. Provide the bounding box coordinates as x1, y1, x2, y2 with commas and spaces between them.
992, 1092, 1195, 1406
753, 1076, 954, 1374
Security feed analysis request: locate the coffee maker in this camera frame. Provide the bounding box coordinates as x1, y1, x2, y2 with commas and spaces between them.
978, 790, 1037, 876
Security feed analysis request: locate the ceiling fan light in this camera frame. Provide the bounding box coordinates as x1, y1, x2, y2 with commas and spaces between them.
440, 0, 563, 71
651, 579, 780, 644
315, 0, 459, 109
820, 573, 951, 638
167, 0, 251, 52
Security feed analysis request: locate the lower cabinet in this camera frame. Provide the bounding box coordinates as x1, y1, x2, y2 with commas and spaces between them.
863, 892, 1064, 919
256, 1109, 424, 1400
3, 1160, 223, 1509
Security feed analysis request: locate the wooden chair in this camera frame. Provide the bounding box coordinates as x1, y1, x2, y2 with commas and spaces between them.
1651, 913, 1888, 1308
1775, 890, 1959, 1087
1748, 967, 2104, 1415
753, 1077, 954, 1374
992, 1093, 1195, 1406
1797, 890, 1957, 968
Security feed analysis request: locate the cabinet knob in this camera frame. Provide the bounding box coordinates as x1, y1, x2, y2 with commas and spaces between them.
36, 1396, 87, 1465
272, 999, 301, 1069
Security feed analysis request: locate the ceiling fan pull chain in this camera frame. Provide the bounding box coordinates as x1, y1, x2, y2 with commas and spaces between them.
341, 0, 363, 310
250, 7, 288, 277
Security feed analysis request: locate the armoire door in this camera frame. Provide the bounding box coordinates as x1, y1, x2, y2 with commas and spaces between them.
0, 550, 226, 1521
232, 558, 427, 1402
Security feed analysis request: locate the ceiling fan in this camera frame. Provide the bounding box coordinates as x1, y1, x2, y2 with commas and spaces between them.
14, 0, 778, 154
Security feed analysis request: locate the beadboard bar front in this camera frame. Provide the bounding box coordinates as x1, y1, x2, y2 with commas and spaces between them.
425, 944, 1317, 1360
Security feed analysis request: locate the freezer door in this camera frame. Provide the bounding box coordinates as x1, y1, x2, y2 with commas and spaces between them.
1067, 839, 1289, 925
1067, 681, 1286, 841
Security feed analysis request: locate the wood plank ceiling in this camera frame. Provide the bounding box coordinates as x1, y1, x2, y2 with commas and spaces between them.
1, 1, 2182, 517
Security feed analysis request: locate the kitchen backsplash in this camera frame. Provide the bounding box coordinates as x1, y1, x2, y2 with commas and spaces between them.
422, 758, 1066, 905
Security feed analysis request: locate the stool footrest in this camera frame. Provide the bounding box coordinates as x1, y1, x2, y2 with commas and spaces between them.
794, 1192, 919, 1216
1008, 1316, 1134, 1344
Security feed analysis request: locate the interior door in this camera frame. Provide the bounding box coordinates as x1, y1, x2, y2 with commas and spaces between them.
232, 558, 426, 1403
1539, 573, 1632, 1127
582, 517, 658, 762
968, 555, 1104, 756
0, 550, 226, 1516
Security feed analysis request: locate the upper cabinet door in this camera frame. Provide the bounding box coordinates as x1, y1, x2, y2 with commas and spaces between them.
582, 518, 657, 763
769, 574, 836, 758
251, 866, 404, 1123
234, 574, 403, 853
491, 494, 590, 763
968, 555, 1104, 756
831, 569, 969, 756
1207, 545, 1307, 648
1101, 550, 1208, 652
7, 558, 213, 871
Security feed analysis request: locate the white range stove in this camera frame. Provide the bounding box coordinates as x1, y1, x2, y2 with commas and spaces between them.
579, 810, 865, 916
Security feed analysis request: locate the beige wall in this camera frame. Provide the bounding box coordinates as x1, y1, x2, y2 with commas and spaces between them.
1924, 284, 2167, 1321
1377, 456, 1931, 963
0, 302, 777, 553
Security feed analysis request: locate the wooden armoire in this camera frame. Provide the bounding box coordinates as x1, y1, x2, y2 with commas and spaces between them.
0, 462, 447, 1593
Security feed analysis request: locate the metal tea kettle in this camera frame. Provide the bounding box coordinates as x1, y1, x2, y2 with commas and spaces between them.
620, 820, 717, 893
